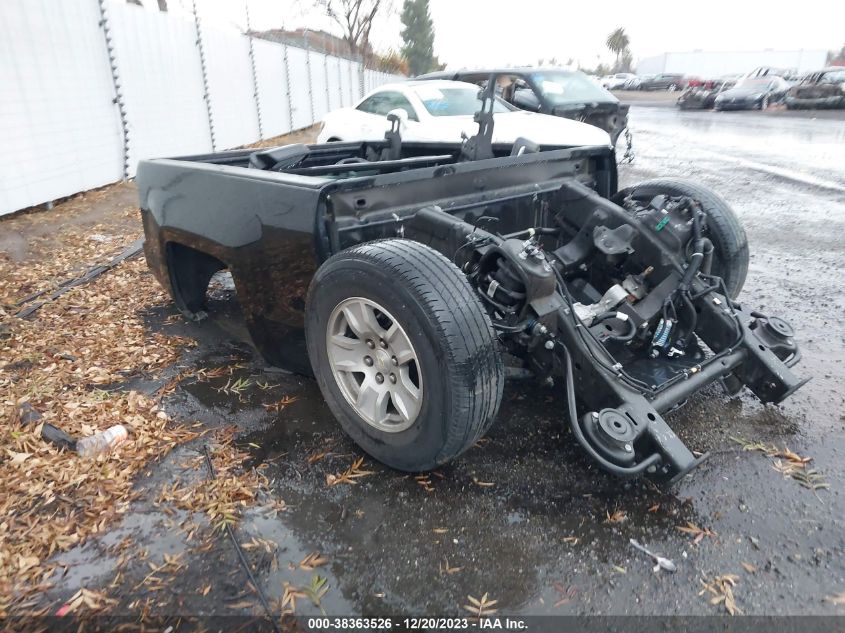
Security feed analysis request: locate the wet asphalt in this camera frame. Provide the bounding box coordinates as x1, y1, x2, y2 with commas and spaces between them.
49, 105, 845, 618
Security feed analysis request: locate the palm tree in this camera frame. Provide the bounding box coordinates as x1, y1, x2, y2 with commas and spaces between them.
606, 27, 630, 69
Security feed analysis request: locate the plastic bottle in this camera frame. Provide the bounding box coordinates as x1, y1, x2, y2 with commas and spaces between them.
75, 425, 128, 458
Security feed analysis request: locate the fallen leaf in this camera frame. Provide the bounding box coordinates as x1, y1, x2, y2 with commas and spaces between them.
299, 552, 329, 570
552, 582, 577, 607
440, 559, 463, 575
7, 450, 32, 465
326, 457, 375, 486
676, 521, 717, 544
605, 510, 627, 524
699, 574, 741, 615
463, 592, 498, 617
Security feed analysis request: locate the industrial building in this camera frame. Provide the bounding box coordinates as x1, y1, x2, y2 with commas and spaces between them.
636, 49, 828, 77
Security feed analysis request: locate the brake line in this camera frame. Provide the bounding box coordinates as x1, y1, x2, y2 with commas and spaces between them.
202, 445, 282, 633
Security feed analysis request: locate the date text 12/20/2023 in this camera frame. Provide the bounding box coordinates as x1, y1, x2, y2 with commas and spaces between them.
306, 617, 528, 630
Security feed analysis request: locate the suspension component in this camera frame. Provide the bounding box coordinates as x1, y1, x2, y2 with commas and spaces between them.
481, 255, 526, 313
650, 318, 674, 357
476, 237, 558, 322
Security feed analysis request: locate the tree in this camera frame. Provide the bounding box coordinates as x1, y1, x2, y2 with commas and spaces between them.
605, 27, 631, 71
400, 0, 438, 76
375, 49, 409, 74
618, 49, 633, 73
316, 0, 386, 62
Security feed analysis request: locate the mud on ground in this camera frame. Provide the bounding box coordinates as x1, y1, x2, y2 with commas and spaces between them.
1, 113, 844, 622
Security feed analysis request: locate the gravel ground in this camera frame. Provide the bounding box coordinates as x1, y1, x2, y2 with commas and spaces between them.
6, 107, 845, 623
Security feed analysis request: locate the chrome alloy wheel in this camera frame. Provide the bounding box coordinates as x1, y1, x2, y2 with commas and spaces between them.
326, 297, 423, 432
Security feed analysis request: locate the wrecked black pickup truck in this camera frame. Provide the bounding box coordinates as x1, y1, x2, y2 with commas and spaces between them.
138, 96, 807, 484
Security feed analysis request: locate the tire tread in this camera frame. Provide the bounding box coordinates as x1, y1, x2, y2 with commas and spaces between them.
311, 239, 504, 467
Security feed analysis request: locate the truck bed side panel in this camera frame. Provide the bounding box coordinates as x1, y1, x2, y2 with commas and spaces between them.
137, 160, 326, 372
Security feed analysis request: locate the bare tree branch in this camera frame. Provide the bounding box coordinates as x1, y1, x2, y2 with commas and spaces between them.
314, 0, 386, 62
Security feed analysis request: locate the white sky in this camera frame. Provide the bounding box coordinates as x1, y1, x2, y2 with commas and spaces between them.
147, 0, 844, 69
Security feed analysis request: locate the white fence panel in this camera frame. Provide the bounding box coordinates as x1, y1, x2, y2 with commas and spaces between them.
0, 0, 123, 215
326, 56, 341, 110
350, 61, 362, 102
339, 59, 352, 107
201, 23, 258, 149
310, 52, 330, 121
108, 3, 211, 170
253, 39, 291, 139
0, 0, 407, 216
287, 46, 313, 131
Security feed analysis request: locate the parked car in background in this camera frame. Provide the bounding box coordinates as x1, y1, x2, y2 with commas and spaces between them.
416, 67, 630, 149
786, 68, 845, 109
637, 73, 685, 91
714, 75, 791, 111
602, 73, 636, 90
677, 80, 736, 110
744, 66, 801, 82
317, 80, 611, 148
623, 75, 649, 90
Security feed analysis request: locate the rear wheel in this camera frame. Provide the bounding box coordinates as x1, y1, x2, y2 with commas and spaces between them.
305, 239, 504, 471
613, 178, 749, 298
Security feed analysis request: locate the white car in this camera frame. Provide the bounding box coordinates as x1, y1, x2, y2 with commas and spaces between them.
317, 80, 611, 148
601, 73, 637, 90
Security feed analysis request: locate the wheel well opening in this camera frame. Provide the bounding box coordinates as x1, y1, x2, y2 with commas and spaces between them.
166, 242, 227, 318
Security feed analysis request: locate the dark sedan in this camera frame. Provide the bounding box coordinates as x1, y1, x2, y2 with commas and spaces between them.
637, 73, 685, 91
677, 80, 735, 110
416, 67, 630, 150
714, 76, 790, 111
786, 68, 845, 110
